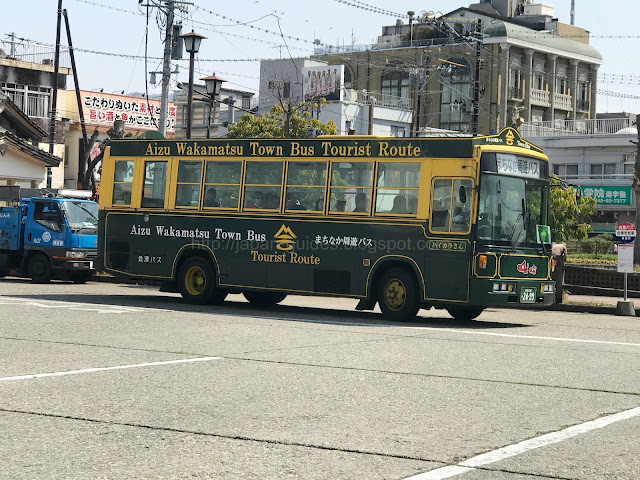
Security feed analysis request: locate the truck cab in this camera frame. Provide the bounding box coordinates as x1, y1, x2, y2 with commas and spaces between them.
0, 187, 98, 283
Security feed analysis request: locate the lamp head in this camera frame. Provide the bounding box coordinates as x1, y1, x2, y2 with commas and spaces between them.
201, 74, 227, 96
180, 30, 206, 54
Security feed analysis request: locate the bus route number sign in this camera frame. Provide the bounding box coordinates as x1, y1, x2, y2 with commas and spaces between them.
615, 222, 636, 244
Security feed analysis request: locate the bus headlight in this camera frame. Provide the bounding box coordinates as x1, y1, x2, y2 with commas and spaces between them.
493, 282, 515, 292
541, 284, 554, 293
66, 251, 86, 259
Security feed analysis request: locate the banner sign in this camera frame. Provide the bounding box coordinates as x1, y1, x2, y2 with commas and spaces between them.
576, 185, 632, 206
81, 91, 176, 132
302, 65, 344, 102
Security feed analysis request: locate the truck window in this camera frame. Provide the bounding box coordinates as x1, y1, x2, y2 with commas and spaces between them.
33, 201, 63, 232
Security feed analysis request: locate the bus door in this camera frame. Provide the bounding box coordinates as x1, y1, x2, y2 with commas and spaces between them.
424, 178, 473, 302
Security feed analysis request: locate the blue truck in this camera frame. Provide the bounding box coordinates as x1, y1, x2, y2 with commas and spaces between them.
0, 186, 98, 283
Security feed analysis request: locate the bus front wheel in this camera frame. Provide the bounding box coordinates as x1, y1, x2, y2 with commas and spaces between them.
243, 291, 287, 305
377, 267, 420, 322
178, 257, 224, 305
28, 254, 52, 284
447, 306, 484, 321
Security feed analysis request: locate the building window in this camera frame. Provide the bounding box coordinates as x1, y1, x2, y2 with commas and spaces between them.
381, 63, 410, 108
1, 83, 51, 118
553, 164, 578, 179
533, 66, 545, 91
590, 163, 617, 179
509, 63, 523, 99
242, 96, 251, 110
439, 59, 472, 132
556, 77, 567, 95
283, 82, 291, 99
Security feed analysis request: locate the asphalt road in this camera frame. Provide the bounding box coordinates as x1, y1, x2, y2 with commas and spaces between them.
0, 278, 639, 480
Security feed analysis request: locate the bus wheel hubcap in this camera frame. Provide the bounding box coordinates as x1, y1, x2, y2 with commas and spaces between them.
385, 279, 406, 311
185, 266, 206, 296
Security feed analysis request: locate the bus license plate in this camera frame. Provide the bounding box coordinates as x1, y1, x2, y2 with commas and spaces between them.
520, 287, 536, 303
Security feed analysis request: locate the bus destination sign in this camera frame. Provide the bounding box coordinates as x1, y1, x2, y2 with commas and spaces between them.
496, 153, 542, 179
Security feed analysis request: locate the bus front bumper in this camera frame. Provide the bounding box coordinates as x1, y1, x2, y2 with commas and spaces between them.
474, 280, 556, 307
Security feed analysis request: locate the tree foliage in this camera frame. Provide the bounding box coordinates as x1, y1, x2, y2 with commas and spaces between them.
227, 99, 337, 139
549, 174, 597, 242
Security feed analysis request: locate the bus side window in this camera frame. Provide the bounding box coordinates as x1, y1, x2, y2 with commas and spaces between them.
285, 161, 327, 213
374, 161, 421, 216
175, 160, 203, 207
112, 160, 134, 206
243, 161, 283, 211
431, 179, 452, 232
204, 160, 242, 209
328, 161, 373, 214
141, 161, 168, 209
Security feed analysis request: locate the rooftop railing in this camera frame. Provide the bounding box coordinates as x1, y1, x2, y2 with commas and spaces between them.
520, 117, 634, 137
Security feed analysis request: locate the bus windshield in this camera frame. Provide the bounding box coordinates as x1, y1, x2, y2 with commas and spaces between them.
62, 201, 99, 233
477, 173, 548, 248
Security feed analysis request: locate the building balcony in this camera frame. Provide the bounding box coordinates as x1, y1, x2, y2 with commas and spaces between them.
520, 117, 633, 137
530, 89, 551, 107
554, 92, 573, 111
343, 88, 411, 109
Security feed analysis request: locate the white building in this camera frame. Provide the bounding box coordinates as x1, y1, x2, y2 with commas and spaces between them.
259, 58, 413, 136
522, 115, 637, 235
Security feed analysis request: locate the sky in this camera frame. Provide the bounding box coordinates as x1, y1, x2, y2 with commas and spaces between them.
2, 0, 639, 115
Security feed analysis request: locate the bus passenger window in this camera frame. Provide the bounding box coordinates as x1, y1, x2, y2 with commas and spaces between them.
175, 160, 202, 207
431, 179, 452, 231
112, 160, 134, 205
285, 161, 327, 213
374, 162, 421, 216
244, 161, 283, 211
141, 161, 168, 209
451, 179, 472, 232
329, 161, 373, 214
204, 161, 242, 209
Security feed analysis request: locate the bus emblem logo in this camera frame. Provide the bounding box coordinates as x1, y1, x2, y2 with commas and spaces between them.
505, 129, 515, 146
274, 224, 297, 251
517, 260, 537, 275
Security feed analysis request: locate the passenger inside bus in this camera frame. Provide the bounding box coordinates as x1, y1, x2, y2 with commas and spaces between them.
390, 195, 407, 213
336, 199, 346, 212
204, 188, 220, 207
286, 193, 305, 210
353, 193, 368, 212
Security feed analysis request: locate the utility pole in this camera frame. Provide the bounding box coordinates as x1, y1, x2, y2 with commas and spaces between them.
633, 113, 640, 262
48, 0, 63, 189
158, 0, 175, 137
472, 19, 482, 136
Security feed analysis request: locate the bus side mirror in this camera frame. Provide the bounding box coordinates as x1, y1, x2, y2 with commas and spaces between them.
458, 185, 467, 204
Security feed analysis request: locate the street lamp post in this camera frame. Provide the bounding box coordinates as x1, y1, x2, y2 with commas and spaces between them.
180, 30, 206, 139
201, 74, 226, 139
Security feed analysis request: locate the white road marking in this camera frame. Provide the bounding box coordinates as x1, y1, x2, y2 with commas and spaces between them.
0, 297, 159, 314
405, 405, 640, 480
0, 357, 222, 382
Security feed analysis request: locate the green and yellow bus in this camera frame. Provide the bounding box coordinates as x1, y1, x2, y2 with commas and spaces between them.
96, 127, 555, 321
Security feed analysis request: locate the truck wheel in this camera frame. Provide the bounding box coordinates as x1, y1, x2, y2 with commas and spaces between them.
243, 291, 287, 305
447, 307, 484, 321
178, 257, 225, 305
377, 267, 420, 322
28, 254, 52, 284
69, 271, 92, 284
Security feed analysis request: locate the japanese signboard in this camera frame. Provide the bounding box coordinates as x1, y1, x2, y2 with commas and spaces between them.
81, 91, 176, 132
617, 243, 634, 273
615, 222, 636, 244
576, 185, 632, 206
496, 153, 543, 179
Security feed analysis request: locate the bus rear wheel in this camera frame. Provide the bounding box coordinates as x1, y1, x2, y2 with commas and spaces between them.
377, 267, 420, 322
28, 254, 52, 284
178, 257, 225, 305
243, 291, 287, 305
447, 306, 484, 321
